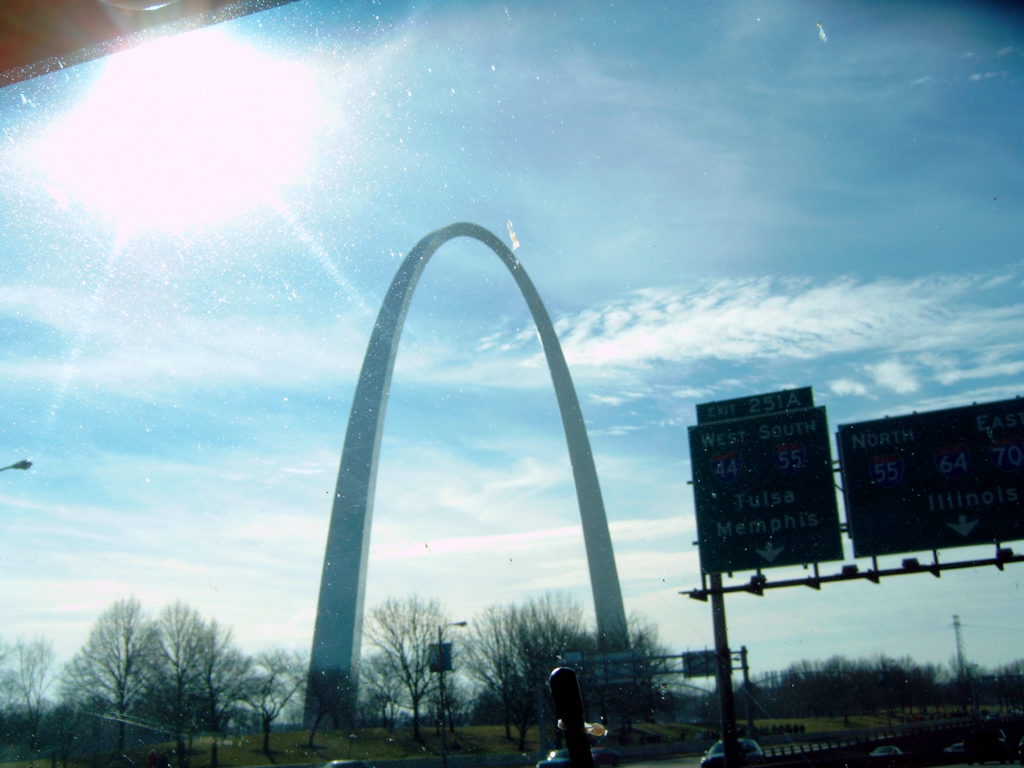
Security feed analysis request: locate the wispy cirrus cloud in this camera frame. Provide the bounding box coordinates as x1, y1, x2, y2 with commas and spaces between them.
538, 270, 1024, 377
11, 264, 1022, 400
968, 71, 1007, 81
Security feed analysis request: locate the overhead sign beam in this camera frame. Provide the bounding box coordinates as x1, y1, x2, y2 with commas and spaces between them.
684, 545, 1023, 600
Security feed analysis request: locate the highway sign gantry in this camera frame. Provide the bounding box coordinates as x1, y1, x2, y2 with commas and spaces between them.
689, 400, 844, 574
838, 397, 1024, 557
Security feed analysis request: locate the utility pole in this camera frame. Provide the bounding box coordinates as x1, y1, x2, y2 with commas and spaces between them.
953, 615, 967, 677
953, 615, 977, 718
435, 621, 467, 768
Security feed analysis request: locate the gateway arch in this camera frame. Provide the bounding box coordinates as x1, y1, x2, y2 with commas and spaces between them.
306, 222, 628, 724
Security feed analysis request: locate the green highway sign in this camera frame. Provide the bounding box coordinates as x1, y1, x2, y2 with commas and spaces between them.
689, 402, 844, 574
696, 386, 814, 425
838, 397, 1024, 557
682, 649, 717, 678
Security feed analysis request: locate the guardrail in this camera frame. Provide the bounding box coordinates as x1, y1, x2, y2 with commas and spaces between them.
761, 715, 1006, 762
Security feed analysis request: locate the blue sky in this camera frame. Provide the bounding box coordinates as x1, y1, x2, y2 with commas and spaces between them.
2, 0, 1024, 691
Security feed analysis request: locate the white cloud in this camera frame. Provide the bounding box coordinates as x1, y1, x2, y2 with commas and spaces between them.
829, 378, 868, 396
886, 384, 1024, 415
588, 424, 643, 437
589, 390, 647, 407
610, 516, 694, 542
867, 359, 919, 394
11, 265, 1022, 407
934, 359, 1024, 386
672, 386, 710, 399
374, 524, 583, 560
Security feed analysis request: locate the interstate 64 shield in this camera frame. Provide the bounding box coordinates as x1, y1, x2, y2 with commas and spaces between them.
838, 397, 1024, 557
689, 406, 843, 574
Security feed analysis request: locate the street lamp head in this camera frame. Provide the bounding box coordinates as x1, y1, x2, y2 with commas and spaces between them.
1, 459, 32, 471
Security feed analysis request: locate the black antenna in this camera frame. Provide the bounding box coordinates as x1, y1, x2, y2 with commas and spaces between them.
548, 667, 595, 768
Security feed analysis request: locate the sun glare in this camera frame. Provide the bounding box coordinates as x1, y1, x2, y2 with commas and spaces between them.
35, 29, 318, 233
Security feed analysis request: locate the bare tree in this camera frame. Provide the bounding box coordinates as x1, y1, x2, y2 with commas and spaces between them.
11, 636, 56, 751
242, 648, 305, 755
146, 602, 207, 768
360, 651, 405, 729
430, 674, 469, 735
584, 614, 675, 729
464, 604, 520, 741
61, 596, 159, 750
194, 619, 252, 768
41, 702, 86, 768
464, 593, 588, 750
994, 659, 1024, 711
0, 636, 10, 699
305, 668, 352, 747
365, 595, 447, 742
511, 593, 588, 748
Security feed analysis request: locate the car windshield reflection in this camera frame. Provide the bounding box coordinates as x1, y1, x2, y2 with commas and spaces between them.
1, 1, 1023, 766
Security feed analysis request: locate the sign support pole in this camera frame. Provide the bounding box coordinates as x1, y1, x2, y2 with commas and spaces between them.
710, 573, 740, 768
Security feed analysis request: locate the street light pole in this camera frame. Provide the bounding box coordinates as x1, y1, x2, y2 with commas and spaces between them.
437, 621, 467, 768
0, 459, 31, 472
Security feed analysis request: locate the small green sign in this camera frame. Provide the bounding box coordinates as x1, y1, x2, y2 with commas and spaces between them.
682, 650, 717, 678
689, 404, 843, 574
696, 386, 814, 425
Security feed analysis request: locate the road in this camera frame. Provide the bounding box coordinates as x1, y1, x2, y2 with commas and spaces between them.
618, 759, 994, 768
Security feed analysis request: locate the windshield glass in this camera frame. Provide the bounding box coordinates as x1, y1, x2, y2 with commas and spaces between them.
2, 0, 1022, 759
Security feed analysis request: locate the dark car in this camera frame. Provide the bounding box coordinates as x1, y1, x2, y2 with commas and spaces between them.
871, 746, 903, 756
868, 745, 904, 768
701, 739, 765, 768
965, 728, 1010, 764
870, 746, 903, 758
